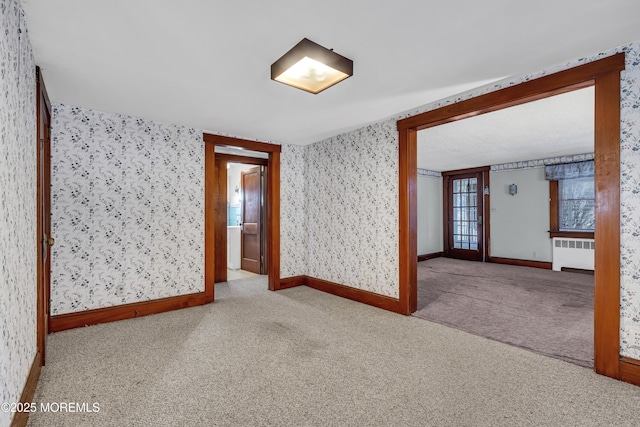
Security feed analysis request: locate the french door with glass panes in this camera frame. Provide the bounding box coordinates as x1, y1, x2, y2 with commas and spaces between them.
443, 168, 488, 261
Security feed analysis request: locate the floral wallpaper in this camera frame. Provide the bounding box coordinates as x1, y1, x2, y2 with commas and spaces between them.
307, 120, 399, 298
280, 144, 308, 278
0, 0, 37, 425
619, 43, 640, 359
50, 104, 204, 314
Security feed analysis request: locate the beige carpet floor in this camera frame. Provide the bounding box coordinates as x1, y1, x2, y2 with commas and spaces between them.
414, 258, 594, 367
28, 277, 640, 426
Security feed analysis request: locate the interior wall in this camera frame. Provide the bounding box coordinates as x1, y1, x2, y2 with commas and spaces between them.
307, 123, 399, 297
280, 144, 308, 278
0, 1, 37, 425
417, 174, 443, 255
489, 167, 551, 262
50, 104, 204, 314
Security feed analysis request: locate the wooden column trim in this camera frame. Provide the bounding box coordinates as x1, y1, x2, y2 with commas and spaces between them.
397, 52, 625, 382
268, 151, 281, 291
204, 142, 215, 303
398, 127, 417, 315
593, 69, 622, 378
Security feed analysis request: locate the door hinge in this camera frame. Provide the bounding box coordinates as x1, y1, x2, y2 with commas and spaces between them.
484, 186, 490, 196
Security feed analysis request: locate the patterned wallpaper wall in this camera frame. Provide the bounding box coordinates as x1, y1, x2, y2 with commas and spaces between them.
307, 121, 399, 298
618, 43, 640, 359
280, 144, 308, 278
50, 104, 204, 314
0, 1, 37, 425
310, 42, 640, 359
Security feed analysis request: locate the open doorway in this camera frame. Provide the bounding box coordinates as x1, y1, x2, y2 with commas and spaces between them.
203, 134, 282, 303
397, 53, 625, 379
225, 158, 268, 281
414, 87, 596, 367
36, 67, 52, 366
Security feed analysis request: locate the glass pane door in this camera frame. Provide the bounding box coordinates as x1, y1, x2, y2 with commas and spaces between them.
452, 177, 478, 250
445, 169, 485, 262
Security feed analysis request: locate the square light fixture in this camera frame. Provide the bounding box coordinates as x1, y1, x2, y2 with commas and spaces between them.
271, 38, 353, 94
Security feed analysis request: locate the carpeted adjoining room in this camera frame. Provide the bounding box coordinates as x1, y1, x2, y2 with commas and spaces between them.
28, 277, 639, 426
414, 258, 594, 367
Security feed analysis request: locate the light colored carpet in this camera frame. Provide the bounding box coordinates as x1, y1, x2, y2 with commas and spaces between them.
28, 277, 640, 426
414, 258, 594, 367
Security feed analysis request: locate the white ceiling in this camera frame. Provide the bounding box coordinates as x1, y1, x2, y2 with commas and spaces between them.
417, 87, 594, 171
21, 1, 640, 146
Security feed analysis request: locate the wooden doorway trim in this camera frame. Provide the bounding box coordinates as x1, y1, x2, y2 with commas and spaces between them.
203, 134, 281, 302
36, 66, 51, 366
397, 53, 625, 379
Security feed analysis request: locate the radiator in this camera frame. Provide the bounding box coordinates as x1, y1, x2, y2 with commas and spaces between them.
552, 237, 594, 272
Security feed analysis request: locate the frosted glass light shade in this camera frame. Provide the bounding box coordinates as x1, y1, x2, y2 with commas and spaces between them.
271, 38, 353, 94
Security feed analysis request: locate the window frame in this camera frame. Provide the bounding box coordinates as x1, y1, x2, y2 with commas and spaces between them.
549, 180, 595, 239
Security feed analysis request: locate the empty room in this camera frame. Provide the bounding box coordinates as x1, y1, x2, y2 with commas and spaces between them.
3, 1, 640, 426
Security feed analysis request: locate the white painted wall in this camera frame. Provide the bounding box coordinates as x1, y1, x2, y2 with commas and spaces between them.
417, 175, 444, 255
489, 167, 552, 262
228, 163, 247, 207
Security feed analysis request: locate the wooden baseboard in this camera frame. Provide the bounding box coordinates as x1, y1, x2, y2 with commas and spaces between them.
10, 353, 42, 427
620, 356, 640, 387
50, 292, 207, 332
278, 276, 307, 289
418, 252, 444, 262
488, 257, 552, 270
305, 276, 401, 313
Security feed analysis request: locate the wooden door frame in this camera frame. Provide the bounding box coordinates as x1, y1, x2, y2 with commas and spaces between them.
442, 166, 490, 261
36, 66, 51, 366
397, 53, 625, 379
203, 134, 281, 302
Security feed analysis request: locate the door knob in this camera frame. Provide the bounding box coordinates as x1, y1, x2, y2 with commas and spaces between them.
48, 237, 55, 246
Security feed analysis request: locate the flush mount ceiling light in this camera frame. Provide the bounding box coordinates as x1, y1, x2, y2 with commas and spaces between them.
271, 38, 353, 94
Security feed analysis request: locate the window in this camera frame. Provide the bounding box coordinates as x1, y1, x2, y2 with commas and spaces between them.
549, 177, 595, 238
558, 177, 594, 231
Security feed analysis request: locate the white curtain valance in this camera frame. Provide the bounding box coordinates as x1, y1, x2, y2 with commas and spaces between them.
544, 160, 594, 180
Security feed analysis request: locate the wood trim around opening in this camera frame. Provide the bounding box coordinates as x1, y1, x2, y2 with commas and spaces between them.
203, 133, 281, 296
10, 353, 41, 427
36, 66, 51, 368
397, 52, 625, 381
49, 292, 207, 332
203, 133, 282, 153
